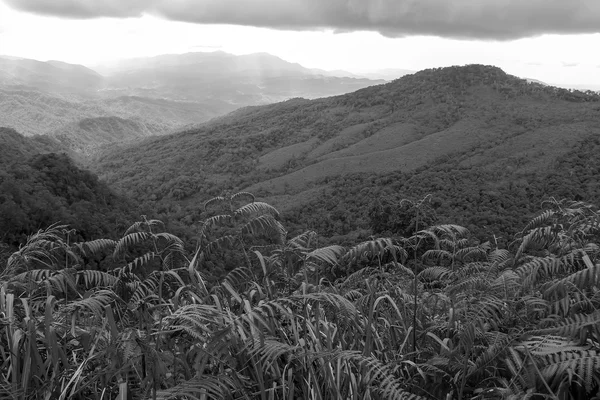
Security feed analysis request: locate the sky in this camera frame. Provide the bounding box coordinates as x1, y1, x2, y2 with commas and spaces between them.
0, 0, 599, 88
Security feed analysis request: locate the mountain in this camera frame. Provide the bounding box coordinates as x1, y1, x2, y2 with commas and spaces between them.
1, 52, 384, 153
98, 51, 386, 103
0, 56, 103, 93
0, 86, 235, 140
96, 51, 310, 76
0, 127, 136, 246
0, 126, 64, 163
89, 64, 600, 243
47, 116, 165, 155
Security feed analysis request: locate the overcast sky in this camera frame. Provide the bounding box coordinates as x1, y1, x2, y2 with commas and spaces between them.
1, 0, 599, 88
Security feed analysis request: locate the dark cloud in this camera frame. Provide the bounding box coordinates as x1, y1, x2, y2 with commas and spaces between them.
5, 0, 600, 40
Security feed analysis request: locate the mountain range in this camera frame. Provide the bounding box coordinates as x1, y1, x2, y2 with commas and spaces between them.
0, 52, 388, 153
3, 55, 600, 247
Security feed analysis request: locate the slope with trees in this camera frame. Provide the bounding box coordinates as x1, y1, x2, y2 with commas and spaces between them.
0, 128, 138, 248
90, 65, 600, 243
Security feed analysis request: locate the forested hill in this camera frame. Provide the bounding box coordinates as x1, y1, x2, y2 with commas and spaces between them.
91, 65, 600, 243
0, 127, 64, 163
0, 127, 137, 247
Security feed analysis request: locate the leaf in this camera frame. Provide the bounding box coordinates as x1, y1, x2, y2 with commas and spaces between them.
234, 201, 280, 219
525, 312, 600, 340
307, 245, 345, 265
113, 231, 151, 259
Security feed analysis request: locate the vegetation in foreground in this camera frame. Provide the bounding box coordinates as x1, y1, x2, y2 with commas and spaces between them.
1, 195, 600, 400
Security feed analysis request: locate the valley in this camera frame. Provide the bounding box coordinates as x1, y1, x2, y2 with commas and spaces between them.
0, 52, 385, 154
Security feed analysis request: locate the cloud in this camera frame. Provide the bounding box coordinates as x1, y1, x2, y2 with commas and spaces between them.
190, 44, 224, 50
3, 0, 150, 18
4, 0, 600, 40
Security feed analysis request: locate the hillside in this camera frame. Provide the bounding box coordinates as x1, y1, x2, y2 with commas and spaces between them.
90, 64, 600, 241
1, 52, 384, 152
0, 127, 137, 247
0, 56, 103, 93
0, 87, 232, 137
0, 126, 64, 162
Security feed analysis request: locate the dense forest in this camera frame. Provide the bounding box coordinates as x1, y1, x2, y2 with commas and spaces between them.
0, 128, 137, 248
1, 194, 599, 399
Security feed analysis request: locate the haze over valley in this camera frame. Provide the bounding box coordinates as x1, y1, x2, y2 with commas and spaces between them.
0, 51, 387, 153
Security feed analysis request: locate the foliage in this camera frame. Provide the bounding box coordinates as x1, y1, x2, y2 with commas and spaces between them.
2, 196, 600, 399
0, 132, 137, 248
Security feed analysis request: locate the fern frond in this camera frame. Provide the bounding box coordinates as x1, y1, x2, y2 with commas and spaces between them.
447, 276, 491, 297
113, 231, 152, 259
288, 230, 317, 248
342, 238, 403, 266
230, 191, 255, 204
489, 249, 512, 266
124, 218, 163, 235
538, 349, 600, 393
515, 226, 559, 260
563, 262, 600, 290
490, 270, 521, 299
76, 270, 120, 288
221, 266, 254, 289
468, 332, 513, 377
430, 224, 470, 238
418, 266, 451, 282
127, 252, 158, 270
201, 214, 232, 231
516, 257, 567, 289
203, 195, 226, 211
64, 289, 116, 318
73, 238, 117, 257
518, 335, 592, 355
153, 375, 236, 400
203, 235, 238, 257
521, 210, 557, 233
234, 201, 279, 219
308, 245, 345, 265
240, 214, 286, 243
422, 249, 453, 263
454, 245, 489, 262
525, 312, 600, 340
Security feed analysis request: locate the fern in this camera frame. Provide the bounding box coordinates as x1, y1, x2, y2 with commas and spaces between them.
307, 245, 345, 265
538, 349, 600, 393
72, 238, 117, 257
76, 270, 120, 288
153, 375, 236, 400
525, 312, 600, 341
240, 214, 286, 243
113, 231, 151, 259
234, 201, 279, 219
418, 266, 451, 282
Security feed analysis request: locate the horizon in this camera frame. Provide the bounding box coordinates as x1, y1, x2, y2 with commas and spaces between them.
1, 1, 600, 90
2, 49, 599, 92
